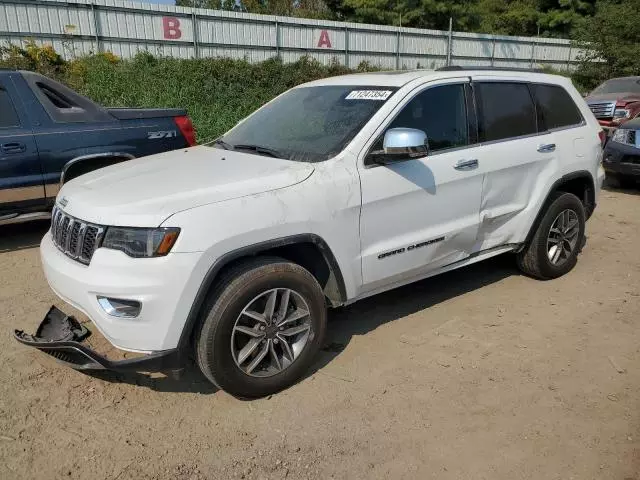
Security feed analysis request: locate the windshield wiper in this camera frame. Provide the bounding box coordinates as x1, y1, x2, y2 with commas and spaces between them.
212, 138, 234, 150
233, 144, 286, 159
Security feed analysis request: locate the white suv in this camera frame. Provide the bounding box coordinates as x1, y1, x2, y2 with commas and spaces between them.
15, 68, 605, 398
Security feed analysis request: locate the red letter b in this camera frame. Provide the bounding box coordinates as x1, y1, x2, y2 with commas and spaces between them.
163, 17, 182, 40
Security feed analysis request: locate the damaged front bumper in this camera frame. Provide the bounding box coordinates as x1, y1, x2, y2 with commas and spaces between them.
14, 306, 182, 372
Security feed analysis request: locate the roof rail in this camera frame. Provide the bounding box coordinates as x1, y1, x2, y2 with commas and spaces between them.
436, 66, 545, 73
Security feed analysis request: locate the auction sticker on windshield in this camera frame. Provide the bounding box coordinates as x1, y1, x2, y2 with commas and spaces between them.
345, 90, 393, 100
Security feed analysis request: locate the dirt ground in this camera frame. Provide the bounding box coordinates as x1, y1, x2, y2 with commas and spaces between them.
1, 187, 639, 480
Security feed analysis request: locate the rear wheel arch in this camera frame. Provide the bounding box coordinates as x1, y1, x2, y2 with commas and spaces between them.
524, 170, 595, 247
178, 234, 347, 350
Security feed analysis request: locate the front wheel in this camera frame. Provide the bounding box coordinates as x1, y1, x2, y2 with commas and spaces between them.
517, 191, 585, 280
196, 257, 327, 398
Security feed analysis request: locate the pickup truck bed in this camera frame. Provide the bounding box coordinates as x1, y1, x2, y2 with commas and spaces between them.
0, 70, 195, 225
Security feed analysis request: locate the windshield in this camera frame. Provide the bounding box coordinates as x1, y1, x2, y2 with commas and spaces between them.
592, 78, 640, 95
212, 86, 397, 162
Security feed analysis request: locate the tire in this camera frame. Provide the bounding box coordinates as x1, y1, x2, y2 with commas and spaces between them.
516, 191, 585, 280
606, 173, 622, 189
607, 173, 635, 189
196, 257, 327, 398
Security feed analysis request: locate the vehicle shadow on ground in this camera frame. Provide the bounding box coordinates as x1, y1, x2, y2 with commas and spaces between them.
0, 220, 49, 253
81, 254, 519, 396
602, 184, 640, 196
309, 253, 520, 378
83, 366, 219, 395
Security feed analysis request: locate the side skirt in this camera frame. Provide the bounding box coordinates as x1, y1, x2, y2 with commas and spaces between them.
345, 244, 520, 306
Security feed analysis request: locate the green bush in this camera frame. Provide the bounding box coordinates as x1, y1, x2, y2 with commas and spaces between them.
0, 44, 379, 142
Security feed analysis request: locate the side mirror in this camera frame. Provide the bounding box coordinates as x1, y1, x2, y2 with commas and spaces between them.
369, 128, 429, 164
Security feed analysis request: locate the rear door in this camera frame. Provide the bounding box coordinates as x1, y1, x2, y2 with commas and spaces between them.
0, 76, 43, 216
471, 78, 558, 250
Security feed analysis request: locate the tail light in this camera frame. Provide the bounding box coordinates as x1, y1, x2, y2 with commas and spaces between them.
598, 129, 607, 148
174, 115, 196, 146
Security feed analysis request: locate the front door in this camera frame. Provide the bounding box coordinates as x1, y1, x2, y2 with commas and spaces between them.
358, 79, 484, 291
0, 77, 42, 216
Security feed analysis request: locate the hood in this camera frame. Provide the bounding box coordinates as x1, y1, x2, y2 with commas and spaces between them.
617, 117, 640, 130
586, 92, 640, 104
57, 146, 315, 226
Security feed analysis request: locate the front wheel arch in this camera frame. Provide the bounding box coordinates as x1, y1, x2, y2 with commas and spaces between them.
177, 234, 347, 351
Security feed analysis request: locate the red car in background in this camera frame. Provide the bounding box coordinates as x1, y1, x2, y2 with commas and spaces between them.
586, 76, 640, 134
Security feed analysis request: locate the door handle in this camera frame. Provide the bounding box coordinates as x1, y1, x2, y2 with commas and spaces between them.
454, 159, 479, 171
1, 142, 26, 154
537, 143, 556, 153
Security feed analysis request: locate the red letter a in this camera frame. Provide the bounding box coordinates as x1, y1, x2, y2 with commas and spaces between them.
317, 30, 332, 48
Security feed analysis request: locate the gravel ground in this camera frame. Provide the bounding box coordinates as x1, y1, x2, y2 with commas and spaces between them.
1, 187, 639, 480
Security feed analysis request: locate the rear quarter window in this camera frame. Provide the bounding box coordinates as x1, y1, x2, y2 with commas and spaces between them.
531, 84, 583, 130
475, 82, 537, 142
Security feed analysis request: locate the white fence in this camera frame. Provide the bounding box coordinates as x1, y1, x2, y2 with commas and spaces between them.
0, 0, 582, 70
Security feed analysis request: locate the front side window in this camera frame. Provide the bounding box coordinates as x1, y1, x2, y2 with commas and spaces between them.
531, 84, 583, 130
215, 86, 397, 163
476, 82, 537, 142
0, 88, 20, 128
377, 83, 469, 153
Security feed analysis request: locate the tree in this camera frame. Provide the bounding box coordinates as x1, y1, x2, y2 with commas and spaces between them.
177, 0, 600, 38
573, 0, 640, 89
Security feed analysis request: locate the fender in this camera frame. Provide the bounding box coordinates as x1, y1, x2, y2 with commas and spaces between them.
520, 170, 595, 250
60, 152, 135, 185
176, 233, 347, 350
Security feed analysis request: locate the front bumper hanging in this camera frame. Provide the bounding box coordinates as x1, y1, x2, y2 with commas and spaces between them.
14, 306, 181, 372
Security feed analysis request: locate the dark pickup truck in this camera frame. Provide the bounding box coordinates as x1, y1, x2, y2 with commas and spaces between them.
0, 70, 195, 225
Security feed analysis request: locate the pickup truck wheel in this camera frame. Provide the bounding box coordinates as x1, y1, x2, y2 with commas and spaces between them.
196, 257, 326, 398
517, 191, 585, 280
606, 173, 634, 190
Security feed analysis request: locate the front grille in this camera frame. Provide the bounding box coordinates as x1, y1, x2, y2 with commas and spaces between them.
51, 206, 105, 265
588, 101, 615, 119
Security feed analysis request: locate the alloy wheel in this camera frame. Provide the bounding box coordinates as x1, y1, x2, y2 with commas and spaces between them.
231, 288, 312, 377
547, 209, 580, 266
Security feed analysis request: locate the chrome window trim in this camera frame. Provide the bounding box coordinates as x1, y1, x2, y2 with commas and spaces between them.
361, 78, 590, 169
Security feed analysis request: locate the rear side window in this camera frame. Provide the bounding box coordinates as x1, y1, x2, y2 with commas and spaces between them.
531, 84, 583, 130
476, 82, 537, 142
0, 88, 20, 128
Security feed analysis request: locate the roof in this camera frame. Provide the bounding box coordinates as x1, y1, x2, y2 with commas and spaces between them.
300, 68, 566, 88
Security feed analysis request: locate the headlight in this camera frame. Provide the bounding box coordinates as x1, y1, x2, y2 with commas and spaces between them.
613, 108, 631, 120
611, 128, 635, 146
102, 227, 180, 258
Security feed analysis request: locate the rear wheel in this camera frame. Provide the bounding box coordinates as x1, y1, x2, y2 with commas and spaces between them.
517, 191, 585, 280
196, 257, 326, 398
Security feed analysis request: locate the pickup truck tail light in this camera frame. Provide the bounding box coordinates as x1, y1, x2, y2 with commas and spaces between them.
174, 115, 196, 146
599, 130, 607, 148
